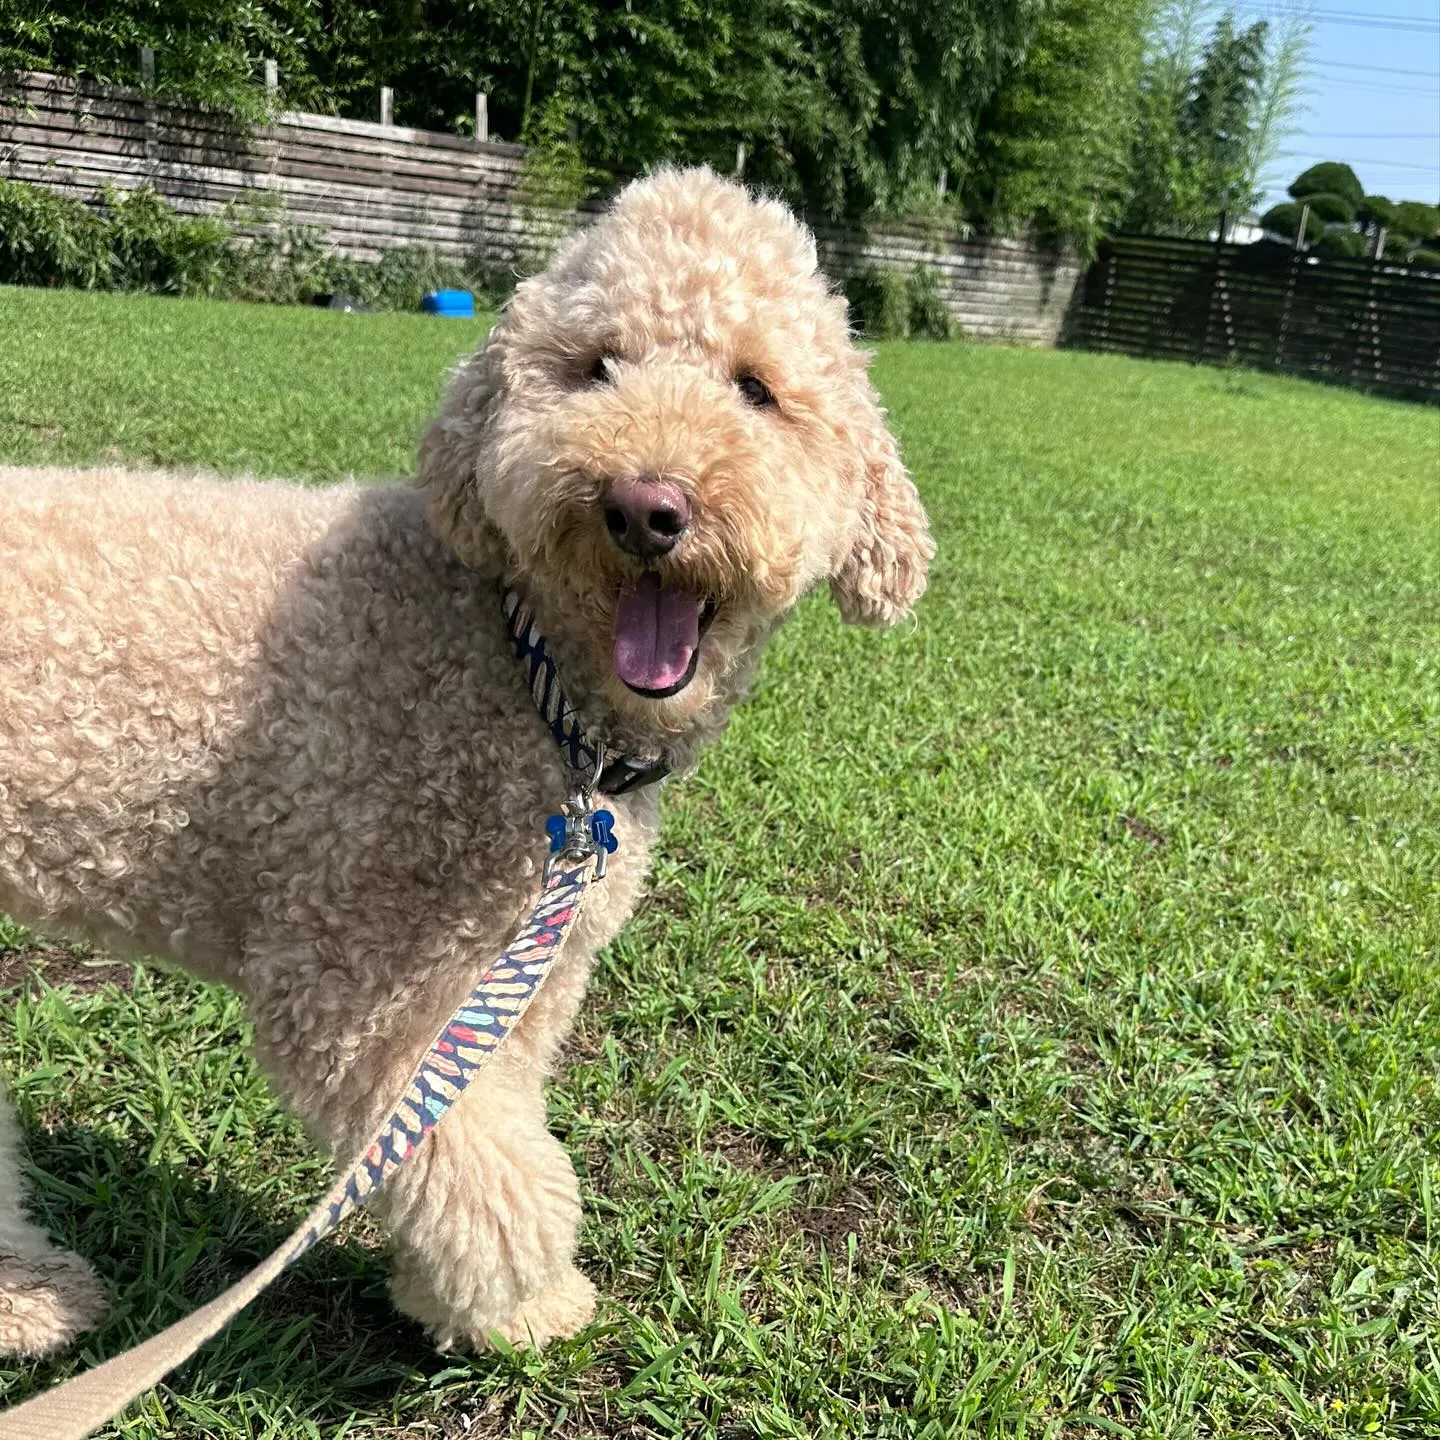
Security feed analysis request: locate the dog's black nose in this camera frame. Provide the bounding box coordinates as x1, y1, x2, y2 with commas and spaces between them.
603, 477, 692, 559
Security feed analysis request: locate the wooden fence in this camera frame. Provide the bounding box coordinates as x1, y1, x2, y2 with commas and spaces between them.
815, 222, 1081, 344
1065, 232, 1440, 402
0, 70, 572, 269
0, 69, 1080, 343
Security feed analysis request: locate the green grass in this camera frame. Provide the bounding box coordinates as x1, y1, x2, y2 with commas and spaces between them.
1, 284, 1437, 1439
0, 287, 489, 481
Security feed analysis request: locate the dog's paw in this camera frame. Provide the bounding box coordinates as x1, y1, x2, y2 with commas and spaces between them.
0, 1248, 107, 1357
395, 1260, 597, 1353
424, 1265, 598, 1353
487, 1266, 597, 1350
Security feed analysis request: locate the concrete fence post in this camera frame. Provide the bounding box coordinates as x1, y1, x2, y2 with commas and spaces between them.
139, 48, 157, 175
379, 86, 393, 127
264, 59, 278, 97
475, 92, 488, 144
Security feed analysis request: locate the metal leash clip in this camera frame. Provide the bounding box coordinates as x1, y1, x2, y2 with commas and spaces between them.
544, 744, 620, 880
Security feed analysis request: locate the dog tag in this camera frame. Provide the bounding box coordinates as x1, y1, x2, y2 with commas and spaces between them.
588, 809, 618, 854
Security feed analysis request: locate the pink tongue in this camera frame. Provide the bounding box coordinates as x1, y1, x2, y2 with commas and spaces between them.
613, 573, 701, 692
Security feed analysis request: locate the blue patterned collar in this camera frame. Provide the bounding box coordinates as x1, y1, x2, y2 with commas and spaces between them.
502, 589, 673, 795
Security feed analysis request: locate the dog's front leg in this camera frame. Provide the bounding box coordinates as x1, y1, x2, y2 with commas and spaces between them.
249, 928, 601, 1354
372, 1047, 597, 1350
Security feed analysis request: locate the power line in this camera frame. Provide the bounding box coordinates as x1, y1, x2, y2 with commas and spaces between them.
1235, 4, 1440, 30
1282, 154, 1440, 172
1305, 133, 1440, 140
1312, 8, 1438, 24
1300, 8, 1437, 30
1319, 77, 1440, 96
1311, 59, 1440, 79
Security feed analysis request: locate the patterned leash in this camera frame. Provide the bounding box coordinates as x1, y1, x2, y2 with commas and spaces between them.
0, 785, 617, 1440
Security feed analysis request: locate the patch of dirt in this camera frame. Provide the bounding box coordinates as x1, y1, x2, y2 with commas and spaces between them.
411, 1362, 664, 1439
707, 1124, 799, 1181
791, 1183, 876, 1249
1120, 814, 1166, 847
1272, 744, 1333, 771
561, 1011, 609, 1062
0, 939, 131, 995
25, 422, 64, 441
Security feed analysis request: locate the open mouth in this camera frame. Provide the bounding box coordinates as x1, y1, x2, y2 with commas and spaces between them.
612, 573, 718, 698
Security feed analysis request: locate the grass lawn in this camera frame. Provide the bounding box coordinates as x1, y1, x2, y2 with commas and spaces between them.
0, 284, 1437, 1439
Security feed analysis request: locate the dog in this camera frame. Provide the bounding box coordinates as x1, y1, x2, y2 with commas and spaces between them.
0, 166, 932, 1356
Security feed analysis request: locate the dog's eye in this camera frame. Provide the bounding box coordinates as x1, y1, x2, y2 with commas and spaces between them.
736, 373, 776, 409
587, 352, 616, 385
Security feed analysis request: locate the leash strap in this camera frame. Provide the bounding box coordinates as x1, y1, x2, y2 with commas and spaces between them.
0, 855, 597, 1440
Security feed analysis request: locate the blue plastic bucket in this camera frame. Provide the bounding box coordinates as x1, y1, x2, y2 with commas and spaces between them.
422, 289, 476, 318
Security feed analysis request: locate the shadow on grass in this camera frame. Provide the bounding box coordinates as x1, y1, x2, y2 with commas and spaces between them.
3, 1120, 461, 1423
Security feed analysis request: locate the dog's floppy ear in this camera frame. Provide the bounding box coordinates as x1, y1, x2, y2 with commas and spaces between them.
829, 386, 934, 626
416, 326, 508, 569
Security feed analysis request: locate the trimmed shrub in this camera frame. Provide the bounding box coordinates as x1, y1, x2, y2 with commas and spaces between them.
1288, 162, 1363, 210
845, 265, 913, 340
907, 265, 958, 341
1408, 248, 1440, 272
1357, 195, 1395, 231
1313, 228, 1367, 260
1301, 191, 1356, 225
1260, 202, 1324, 245
1390, 201, 1440, 244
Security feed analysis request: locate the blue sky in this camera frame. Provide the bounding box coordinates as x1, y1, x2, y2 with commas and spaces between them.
1235, 1, 1440, 210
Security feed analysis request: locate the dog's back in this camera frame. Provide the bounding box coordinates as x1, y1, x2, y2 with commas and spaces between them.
0, 466, 349, 956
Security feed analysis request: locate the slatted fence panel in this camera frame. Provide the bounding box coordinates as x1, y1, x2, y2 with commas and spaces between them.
1066, 232, 1440, 402
0, 71, 566, 269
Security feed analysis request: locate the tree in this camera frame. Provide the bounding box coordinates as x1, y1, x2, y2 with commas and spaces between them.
1178, 14, 1268, 215
299, 0, 1055, 221
755, 0, 1051, 219
1245, 2, 1312, 202
0, 0, 329, 116
969, 0, 1151, 250
1121, 4, 1273, 236
3, 0, 1230, 241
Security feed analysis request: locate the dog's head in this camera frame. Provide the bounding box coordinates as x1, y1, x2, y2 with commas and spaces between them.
419, 167, 932, 744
